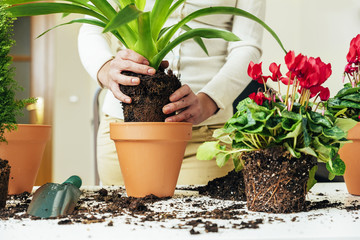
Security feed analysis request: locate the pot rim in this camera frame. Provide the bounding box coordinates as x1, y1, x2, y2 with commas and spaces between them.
110, 122, 192, 141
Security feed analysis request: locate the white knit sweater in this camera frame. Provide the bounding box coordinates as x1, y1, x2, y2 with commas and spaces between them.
78, 0, 265, 126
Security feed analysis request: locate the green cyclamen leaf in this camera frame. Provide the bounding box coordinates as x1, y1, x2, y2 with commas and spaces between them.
341, 93, 360, 103
322, 126, 347, 140
307, 111, 332, 128
334, 118, 358, 133
307, 165, 318, 191
335, 86, 360, 98
326, 155, 345, 176
196, 141, 220, 161
215, 152, 230, 168
308, 121, 323, 134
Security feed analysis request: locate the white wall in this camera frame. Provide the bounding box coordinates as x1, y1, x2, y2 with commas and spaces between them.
52, 14, 98, 185
261, 0, 360, 95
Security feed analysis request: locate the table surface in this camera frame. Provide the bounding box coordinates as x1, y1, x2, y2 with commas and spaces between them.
0, 183, 359, 240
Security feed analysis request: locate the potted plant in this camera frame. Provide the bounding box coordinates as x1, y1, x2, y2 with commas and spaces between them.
327, 34, 360, 196
197, 50, 357, 213
6, 0, 286, 197
0, 4, 51, 195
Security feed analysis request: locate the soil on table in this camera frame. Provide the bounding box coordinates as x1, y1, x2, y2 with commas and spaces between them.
0, 158, 11, 208
0, 185, 358, 235
241, 146, 317, 213
120, 70, 181, 122
190, 170, 246, 201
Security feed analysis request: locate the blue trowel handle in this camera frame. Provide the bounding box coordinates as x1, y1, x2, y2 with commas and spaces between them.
63, 175, 82, 188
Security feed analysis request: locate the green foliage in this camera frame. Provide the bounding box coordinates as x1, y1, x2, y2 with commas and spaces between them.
5, 0, 286, 69
327, 83, 360, 121
197, 97, 357, 180
0, 5, 35, 143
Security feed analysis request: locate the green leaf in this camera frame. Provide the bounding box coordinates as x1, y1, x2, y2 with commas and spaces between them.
265, 116, 282, 130
216, 153, 230, 168
341, 93, 360, 103
307, 165, 318, 191
335, 86, 360, 98
323, 126, 347, 140
302, 118, 311, 147
103, 4, 142, 33
307, 111, 332, 128
312, 137, 332, 162
334, 118, 358, 134
236, 97, 253, 112
196, 141, 220, 161
150, 0, 173, 40
308, 121, 323, 134
326, 155, 345, 176
233, 153, 244, 172
248, 103, 274, 122
284, 142, 301, 158
133, 11, 157, 61
181, 24, 209, 56
7, 2, 108, 22
298, 147, 317, 157
157, 6, 286, 54
152, 28, 240, 68
36, 18, 106, 38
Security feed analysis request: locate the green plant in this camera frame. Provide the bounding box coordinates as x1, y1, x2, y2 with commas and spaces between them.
5, 0, 286, 70
327, 34, 360, 121
0, 4, 35, 143
197, 50, 357, 185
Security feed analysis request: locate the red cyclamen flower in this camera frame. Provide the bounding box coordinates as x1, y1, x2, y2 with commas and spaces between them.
269, 62, 282, 81
284, 50, 308, 80
249, 91, 269, 106
310, 86, 330, 101
346, 34, 360, 64
248, 61, 268, 84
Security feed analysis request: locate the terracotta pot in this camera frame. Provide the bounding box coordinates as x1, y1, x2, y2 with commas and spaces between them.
339, 122, 360, 196
110, 122, 192, 198
0, 124, 51, 195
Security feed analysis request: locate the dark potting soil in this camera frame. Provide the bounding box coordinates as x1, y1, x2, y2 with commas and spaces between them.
184, 170, 247, 201
120, 70, 181, 122
241, 147, 317, 213
0, 158, 11, 208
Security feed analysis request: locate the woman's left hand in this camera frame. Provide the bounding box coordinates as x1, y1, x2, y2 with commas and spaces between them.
162, 84, 218, 125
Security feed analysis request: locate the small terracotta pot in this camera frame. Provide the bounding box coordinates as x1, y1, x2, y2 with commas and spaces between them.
339, 122, 360, 196
110, 122, 192, 198
0, 124, 51, 195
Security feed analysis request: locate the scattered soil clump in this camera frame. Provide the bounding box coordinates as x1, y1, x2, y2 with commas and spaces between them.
195, 170, 246, 201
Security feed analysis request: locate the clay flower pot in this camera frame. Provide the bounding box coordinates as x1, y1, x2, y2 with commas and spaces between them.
0, 124, 51, 195
339, 122, 360, 196
110, 122, 192, 198
0, 159, 11, 208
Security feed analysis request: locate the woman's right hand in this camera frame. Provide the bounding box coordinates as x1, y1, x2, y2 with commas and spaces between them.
97, 49, 156, 103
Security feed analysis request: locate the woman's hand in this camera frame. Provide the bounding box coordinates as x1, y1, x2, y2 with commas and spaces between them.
97, 49, 156, 103
162, 84, 219, 125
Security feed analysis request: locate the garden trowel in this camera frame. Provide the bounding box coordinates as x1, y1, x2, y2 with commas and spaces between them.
27, 175, 82, 218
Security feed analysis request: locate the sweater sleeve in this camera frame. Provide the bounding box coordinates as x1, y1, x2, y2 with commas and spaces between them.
77, 19, 115, 83
198, 0, 265, 110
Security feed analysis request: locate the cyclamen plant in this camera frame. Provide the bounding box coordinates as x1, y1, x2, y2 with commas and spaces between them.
197, 50, 357, 183
327, 34, 360, 120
